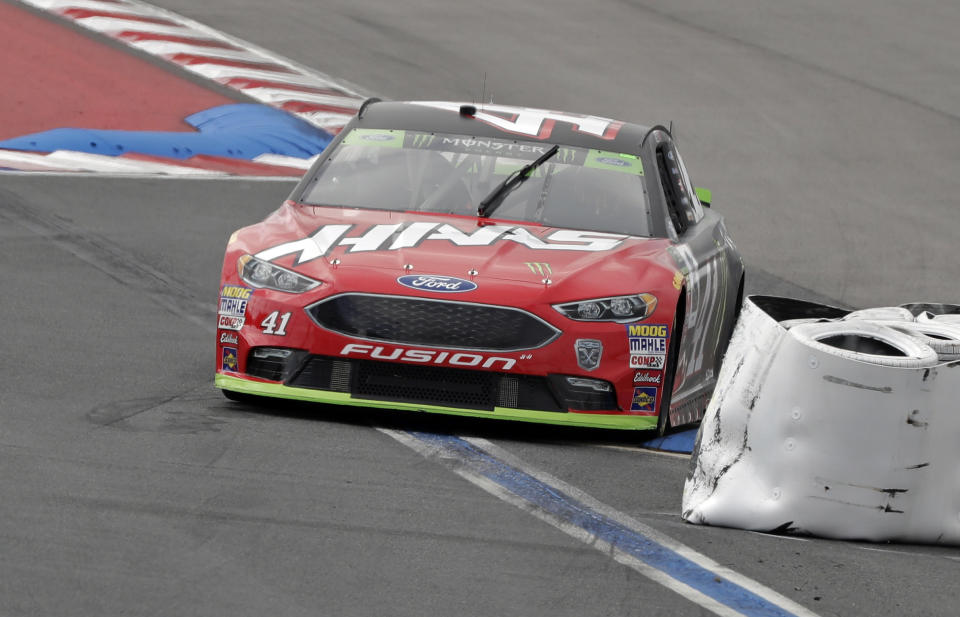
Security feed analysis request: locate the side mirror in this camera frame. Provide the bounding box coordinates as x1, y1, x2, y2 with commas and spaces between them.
694, 187, 712, 208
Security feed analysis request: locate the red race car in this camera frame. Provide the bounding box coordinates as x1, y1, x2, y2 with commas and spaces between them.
216, 100, 744, 434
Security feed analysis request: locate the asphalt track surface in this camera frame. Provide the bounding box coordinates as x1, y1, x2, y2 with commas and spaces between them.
3, 1, 960, 616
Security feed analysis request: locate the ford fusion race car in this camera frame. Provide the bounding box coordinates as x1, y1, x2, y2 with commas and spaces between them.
215, 100, 744, 434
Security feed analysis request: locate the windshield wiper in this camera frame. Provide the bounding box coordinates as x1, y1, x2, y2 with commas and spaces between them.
477, 144, 559, 218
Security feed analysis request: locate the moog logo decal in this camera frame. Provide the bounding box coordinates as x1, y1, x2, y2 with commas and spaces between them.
398, 274, 477, 293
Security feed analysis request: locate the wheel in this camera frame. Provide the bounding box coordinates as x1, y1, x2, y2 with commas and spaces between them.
715, 276, 744, 369
221, 388, 259, 404
871, 319, 960, 362
789, 320, 939, 368
657, 309, 684, 437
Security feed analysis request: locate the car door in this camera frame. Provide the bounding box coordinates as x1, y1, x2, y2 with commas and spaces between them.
655, 140, 731, 422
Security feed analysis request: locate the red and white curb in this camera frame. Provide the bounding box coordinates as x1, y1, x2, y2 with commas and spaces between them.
3, 0, 368, 176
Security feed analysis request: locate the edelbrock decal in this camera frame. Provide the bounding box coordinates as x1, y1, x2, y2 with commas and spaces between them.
397, 274, 477, 293
255, 222, 627, 266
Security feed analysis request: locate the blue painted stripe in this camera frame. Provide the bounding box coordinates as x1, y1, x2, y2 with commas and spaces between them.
410, 431, 800, 617
0, 103, 333, 160
641, 427, 699, 453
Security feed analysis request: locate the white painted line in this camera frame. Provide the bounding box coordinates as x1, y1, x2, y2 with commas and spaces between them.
297, 111, 359, 130
26, 0, 157, 15
129, 41, 263, 62
241, 87, 363, 108
252, 153, 318, 169
0, 170, 298, 181
384, 430, 822, 617
183, 64, 339, 89
45, 151, 224, 174
73, 16, 198, 37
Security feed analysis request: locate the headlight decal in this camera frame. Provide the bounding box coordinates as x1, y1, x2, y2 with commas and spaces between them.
553, 293, 657, 322
237, 254, 322, 293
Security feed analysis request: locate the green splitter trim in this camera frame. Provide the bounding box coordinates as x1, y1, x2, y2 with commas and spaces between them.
341, 128, 405, 148
584, 150, 643, 175
216, 374, 658, 431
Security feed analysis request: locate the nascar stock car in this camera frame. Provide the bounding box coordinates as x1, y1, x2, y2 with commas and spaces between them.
215, 100, 744, 434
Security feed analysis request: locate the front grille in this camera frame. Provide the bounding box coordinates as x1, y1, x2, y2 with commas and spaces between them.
288, 356, 566, 412
307, 294, 560, 351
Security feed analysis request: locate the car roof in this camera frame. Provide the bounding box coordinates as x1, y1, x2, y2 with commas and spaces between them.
352, 100, 654, 156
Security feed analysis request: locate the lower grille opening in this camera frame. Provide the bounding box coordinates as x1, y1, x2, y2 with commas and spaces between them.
286, 355, 568, 413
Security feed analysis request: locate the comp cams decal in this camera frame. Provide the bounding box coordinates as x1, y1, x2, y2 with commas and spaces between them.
255, 223, 627, 266
341, 343, 516, 370
627, 323, 668, 369
397, 274, 478, 293
218, 315, 245, 331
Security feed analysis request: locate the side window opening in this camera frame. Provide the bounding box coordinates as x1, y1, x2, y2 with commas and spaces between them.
657, 145, 686, 235
656, 143, 699, 235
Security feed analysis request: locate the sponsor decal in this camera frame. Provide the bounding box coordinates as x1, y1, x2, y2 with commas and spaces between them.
220, 285, 253, 300
575, 339, 603, 371
673, 271, 684, 290
218, 297, 248, 318
525, 262, 552, 276
261, 311, 291, 335
596, 157, 629, 167
630, 355, 665, 369
218, 315, 245, 331
397, 274, 478, 293
627, 324, 670, 369
633, 371, 662, 384
255, 223, 627, 266
410, 102, 624, 140
221, 346, 238, 372
630, 387, 658, 413
220, 332, 239, 345
340, 343, 516, 370
627, 323, 668, 369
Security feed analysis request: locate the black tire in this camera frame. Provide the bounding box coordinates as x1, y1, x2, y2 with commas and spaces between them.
657, 306, 684, 437
715, 276, 744, 370
221, 388, 259, 405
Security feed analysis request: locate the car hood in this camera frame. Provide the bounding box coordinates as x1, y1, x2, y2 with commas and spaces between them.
231, 202, 678, 298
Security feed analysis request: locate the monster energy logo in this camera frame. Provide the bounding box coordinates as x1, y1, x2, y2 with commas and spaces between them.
411, 133, 437, 148
525, 262, 552, 276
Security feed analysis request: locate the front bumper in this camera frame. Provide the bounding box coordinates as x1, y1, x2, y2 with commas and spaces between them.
216, 373, 658, 430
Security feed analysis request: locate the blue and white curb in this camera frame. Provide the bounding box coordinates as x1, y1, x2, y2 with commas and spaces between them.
385, 430, 822, 617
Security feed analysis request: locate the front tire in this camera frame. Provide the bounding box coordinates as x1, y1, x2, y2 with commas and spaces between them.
221, 388, 259, 405
657, 308, 684, 437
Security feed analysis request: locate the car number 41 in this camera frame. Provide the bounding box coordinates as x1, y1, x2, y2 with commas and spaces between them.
261, 311, 291, 335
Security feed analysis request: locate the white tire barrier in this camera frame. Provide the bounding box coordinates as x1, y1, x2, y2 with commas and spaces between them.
871, 320, 960, 362
682, 295, 960, 545
789, 320, 940, 368
842, 306, 916, 322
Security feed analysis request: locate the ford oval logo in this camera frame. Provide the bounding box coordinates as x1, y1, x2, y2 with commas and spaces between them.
397, 274, 477, 293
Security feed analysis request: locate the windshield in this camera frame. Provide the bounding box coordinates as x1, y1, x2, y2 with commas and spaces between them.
301, 128, 653, 237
